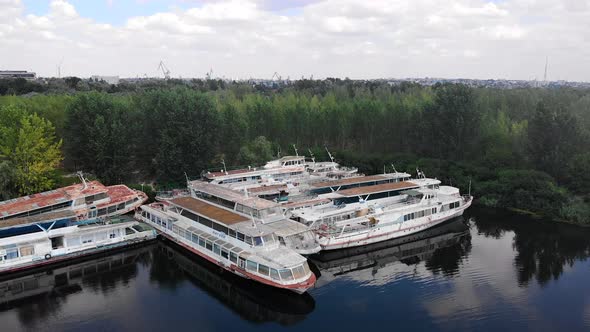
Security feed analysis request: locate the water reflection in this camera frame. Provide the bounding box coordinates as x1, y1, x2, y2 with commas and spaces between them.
311, 217, 471, 287
150, 241, 316, 326
0, 210, 589, 332
0, 245, 150, 328
469, 208, 590, 286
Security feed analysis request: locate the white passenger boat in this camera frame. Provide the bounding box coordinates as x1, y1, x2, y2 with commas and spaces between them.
188, 181, 321, 254
289, 177, 441, 225
0, 212, 156, 274
313, 186, 473, 250
202, 155, 308, 188
135, 196, 316, 294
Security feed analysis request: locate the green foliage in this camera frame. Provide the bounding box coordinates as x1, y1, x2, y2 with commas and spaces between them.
0, 105, 63, 195
477, 170, 567, 218
64, 92, 137, 184
237, 136, 274, 165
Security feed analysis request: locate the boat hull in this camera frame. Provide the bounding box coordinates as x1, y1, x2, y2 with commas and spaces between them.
156, 230, 316, 294
0, 235, 156, 277
318, 198, 472, 250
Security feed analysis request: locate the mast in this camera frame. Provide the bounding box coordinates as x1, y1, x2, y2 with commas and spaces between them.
325, 147, 335, 163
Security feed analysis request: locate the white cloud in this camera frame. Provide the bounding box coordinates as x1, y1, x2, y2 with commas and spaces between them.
0, 0, 589, 80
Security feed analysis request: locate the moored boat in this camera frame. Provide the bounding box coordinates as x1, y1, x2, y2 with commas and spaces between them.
0, 213, 156, 274
135, 196, 316, 294
314, 186, 473, 250
0, 173, 148, 222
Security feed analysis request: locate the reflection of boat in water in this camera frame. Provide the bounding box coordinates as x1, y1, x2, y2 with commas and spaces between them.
0, 244, 151, 310
155, 241, 315, 326
310, 217, 470, 286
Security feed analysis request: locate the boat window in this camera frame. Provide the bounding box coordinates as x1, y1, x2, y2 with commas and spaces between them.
303, 262, 311, 274
107, 205, 117, 214
270, 268, 280, 280
221, 250, 229, 259
292, 265, 306, 279
199, 238, 206, 247
213, 244, 221, 255
237, 232, 245, 241
228, 229, 236, 238
3, 247, 19, 260
212, 222, 228, 235
85, 192, 108, 204
229, 252, 238, 263
262, 234, 275, 245
432, 208, 437, 214
258, 264, 270, 276
246, 260, 258, 272
97, 208, 107, 216
279, 269, 294, 281
19, 245, 34, 257
205, 241, 213, 251
253, 237, 263, 246
244, 236, 253, 245
116, 202, 125, 210
191, 233, 199, 244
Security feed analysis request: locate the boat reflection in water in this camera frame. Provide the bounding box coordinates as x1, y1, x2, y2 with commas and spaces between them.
0, 245, 150, 327
310, 217, 471, 287
153, 241, 316, 326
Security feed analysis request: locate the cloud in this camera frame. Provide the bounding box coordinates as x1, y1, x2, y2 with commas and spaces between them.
1, 0, 589, 80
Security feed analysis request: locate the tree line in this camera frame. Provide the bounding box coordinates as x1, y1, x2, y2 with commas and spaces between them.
0, 81, 589, 224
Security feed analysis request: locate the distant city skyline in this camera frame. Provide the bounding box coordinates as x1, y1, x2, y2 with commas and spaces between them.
2, 0, 590, 81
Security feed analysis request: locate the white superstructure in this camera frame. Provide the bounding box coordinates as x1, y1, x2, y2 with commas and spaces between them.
135, 196, 316, 294
0, 214, 155, 274
313, 186, 472, 250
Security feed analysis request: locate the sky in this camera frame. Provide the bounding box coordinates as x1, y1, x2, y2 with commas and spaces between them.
1, 0, 589, 80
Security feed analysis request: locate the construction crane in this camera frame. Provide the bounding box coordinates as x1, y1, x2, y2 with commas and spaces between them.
157, 60, 171, 79
271, 72, 282, 81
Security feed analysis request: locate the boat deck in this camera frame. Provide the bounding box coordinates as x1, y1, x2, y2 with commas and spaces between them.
170, 197, 249, 226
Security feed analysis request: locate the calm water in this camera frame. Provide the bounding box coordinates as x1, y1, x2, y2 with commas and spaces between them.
1, 208, 589, 332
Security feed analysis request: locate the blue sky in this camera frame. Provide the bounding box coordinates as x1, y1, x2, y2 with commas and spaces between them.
22, 0, 197, 25
21, 0, 304, 25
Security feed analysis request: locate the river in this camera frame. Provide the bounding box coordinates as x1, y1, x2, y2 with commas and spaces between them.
1, 208, 589, 332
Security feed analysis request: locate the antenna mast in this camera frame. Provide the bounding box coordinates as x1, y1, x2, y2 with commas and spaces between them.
308, 149, 315, 163
391, 163, 398, 173
325, 147, 335, 163
221, 159, 227, 174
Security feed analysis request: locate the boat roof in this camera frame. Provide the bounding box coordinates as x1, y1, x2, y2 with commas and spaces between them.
203, 167, 257, 179
282, 198, 332, 209
310, 173, 410, 189
246, 184, 288, 195
170, 196, 249, 226
0, 180, 107, 219
321, 181, 418, 198
190, 181, 279, 210
262, 219, 311, 237
0, 210, 77, 229
96, 185, 141, 207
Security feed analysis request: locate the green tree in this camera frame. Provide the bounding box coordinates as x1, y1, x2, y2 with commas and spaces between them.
237, 136, 274, 165
0, 112, 62, 195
